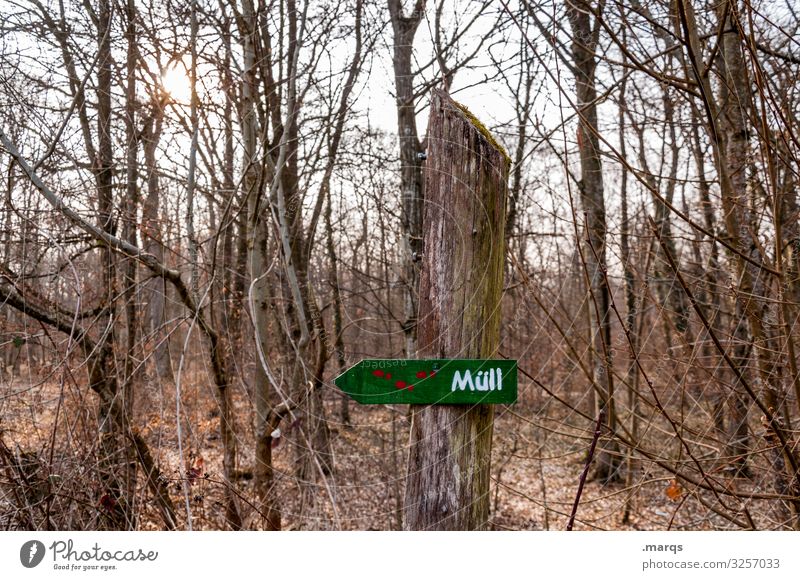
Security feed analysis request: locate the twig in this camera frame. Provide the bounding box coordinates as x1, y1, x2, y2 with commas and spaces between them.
567, 409, 605, 531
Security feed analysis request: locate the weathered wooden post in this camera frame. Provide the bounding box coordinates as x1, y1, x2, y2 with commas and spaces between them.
403, 88, 510, 530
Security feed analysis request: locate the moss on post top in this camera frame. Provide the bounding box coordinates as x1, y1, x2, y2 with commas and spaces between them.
451, 99, 511, 169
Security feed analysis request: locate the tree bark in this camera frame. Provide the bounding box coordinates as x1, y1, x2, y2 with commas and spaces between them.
403, 89, 509, 530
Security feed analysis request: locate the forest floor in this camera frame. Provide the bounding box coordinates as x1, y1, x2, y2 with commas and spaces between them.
0, 362, 787, 531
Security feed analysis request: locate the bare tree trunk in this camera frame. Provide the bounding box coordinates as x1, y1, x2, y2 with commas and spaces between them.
507, 37, 533, 242
617, 60, 640, 524
141, 100, 173, 383
94, 0, 130, 529
239, 0, 280, 529
774, 123, 800, 420
567, 0, 620, 483
218, 16, 237, 353
121, 0, 139, 520
249, 215, 280, 529
185, 0, 199, 299
715, 3, 759, 478
388, 0, 426, 358
404, 89, 509, 530
326, 189, 349, 426
687, 101, 727, 438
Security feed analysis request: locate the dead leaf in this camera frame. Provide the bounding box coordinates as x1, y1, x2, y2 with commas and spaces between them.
665, 479, 682, 501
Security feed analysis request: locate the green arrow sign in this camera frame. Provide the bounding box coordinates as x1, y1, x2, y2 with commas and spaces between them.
333, 359, 517, 405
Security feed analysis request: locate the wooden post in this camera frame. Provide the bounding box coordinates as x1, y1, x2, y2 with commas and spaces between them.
403, 89, 510, 530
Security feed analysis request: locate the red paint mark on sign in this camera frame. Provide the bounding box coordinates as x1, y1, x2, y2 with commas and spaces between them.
395, 380, 407, 389
416, 371, 427, 379
385, 373, 391, 380
372, 370, 384, 378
